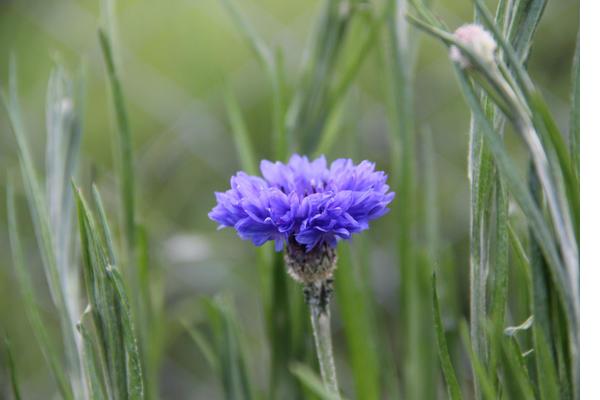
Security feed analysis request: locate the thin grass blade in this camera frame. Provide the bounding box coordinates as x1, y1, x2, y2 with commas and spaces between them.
224, 87, 258, 175
432, 274, 463, 400
219, 0, 285, 158
3, 337, 22, 400
290, 363, 346, 400
202, 296, 254, 400
6, 179, 74, 400
569, 36, 580, 179
459, 321, 496, 400
107, 266, 145, 400
77, 310, 107, 400
182, 321, 217, 371
98, 29, 136, 251
335, 243, 380, 400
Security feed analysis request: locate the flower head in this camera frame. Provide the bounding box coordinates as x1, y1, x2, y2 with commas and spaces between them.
449, 24, 497, 68
209, 155, 394, 252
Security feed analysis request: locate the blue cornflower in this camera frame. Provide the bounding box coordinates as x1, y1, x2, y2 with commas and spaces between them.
208, 154, 394, 253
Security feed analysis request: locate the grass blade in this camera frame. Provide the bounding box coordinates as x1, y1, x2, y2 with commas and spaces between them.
505, 0, 548, 60
489, 176, 509, 377
91, 184, 117, 266
459, 321, 496, 400
6, 178, 74, 400
335, 243, 380, 400
77, 309, 107, 400
3, 59, 78, 355
432, 274, 462, 400
569, 36, 580, 179
532, 326, 560, 400
499, 335, 535, 399
74, 184, 128, 399
182, 321, 217, 371
224, 87, 258, 175
286, 0, 353, 153
220, 0, 285, 158
290, 363, 345, 400
3, 337, 22, 400
107, 266, 145, 400
202, 296, 254, 400
98, 29, 136, 251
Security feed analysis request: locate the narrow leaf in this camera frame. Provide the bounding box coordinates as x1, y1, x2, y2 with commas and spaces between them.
459, 321, 496, 400
7, 179, 74, 400
107, 266, 145, 400
432, 274, 463, 400
98, 29, 136, 250
224, 87, 258, 175
3, 337, 22, 400
290, 363, 345, 400
336, 243, 380, 400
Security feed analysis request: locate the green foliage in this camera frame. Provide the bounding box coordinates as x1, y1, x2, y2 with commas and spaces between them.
410, 0, 579, 399
290, 363, 347, 400
3, 337, 22, 400
1, 0, 578, 399
432, 274, 462, 400
74, 184, 145, 399
335, 243, 380, 400
199, 295, 254, 400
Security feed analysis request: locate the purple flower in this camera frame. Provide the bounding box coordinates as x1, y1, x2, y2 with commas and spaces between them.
209, 155, 394, 251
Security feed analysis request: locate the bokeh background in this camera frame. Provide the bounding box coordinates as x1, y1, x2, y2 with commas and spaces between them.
0, 0, 578, 398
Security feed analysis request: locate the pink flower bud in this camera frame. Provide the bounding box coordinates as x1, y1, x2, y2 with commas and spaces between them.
449, 24, 497, 68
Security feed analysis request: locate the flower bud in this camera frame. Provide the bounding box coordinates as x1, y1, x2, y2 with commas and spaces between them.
449, 24, 497, 69
284, 239, 337, 284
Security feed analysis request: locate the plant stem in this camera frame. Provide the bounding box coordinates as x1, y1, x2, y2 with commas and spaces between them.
306, 280, 340, 399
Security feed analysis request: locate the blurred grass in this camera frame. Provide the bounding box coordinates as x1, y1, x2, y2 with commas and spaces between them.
0, 0, 578, 399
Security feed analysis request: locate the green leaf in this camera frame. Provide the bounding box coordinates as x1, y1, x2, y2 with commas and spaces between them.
6, 178, 74, 400
335, 243, 380, 400
268, 253, 303, 398
77, 310, 107, 400
290, 363, 346, 400
529, 164, 575, 398
454, 71, 576, 341
2, 59, 77, 359
74, 184, 128, 399
432, 274, 462, 400
499, 334, 535, 399
98, 29, 137, 251
220, 0, 285, 158
224, 87, 258, 175
489, 176, 509, 378
313, 2, 391, 155
3, 337, 22, 400
532, 326, 560, 400
505, 0, 548, 60
286, 0, 354, 154
107, 266, 145, 400
182, 321, 217, 371
92, 184, 117, 266
202, 296, 254, 400
459, 321, 496, 400
569, 36, 580, 179
422, 127, 439, 256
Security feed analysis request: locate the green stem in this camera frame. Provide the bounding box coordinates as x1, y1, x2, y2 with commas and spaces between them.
306, 281, 340, 399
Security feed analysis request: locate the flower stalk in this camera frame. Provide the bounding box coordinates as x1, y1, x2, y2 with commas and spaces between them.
286, 239, 341, 397
305, 279, 340, 398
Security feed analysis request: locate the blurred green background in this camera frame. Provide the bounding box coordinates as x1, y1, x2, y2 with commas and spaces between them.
0, 0, 578, 398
